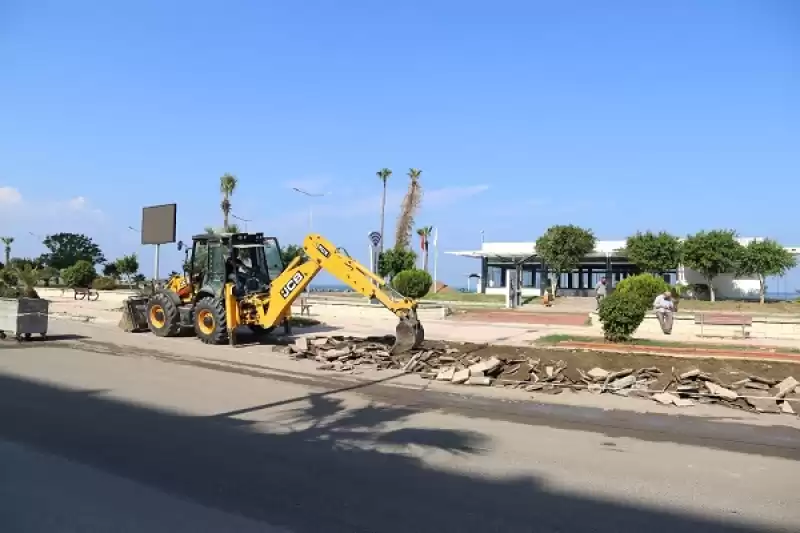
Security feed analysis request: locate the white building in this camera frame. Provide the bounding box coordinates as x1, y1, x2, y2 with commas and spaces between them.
448, 239, 800, 300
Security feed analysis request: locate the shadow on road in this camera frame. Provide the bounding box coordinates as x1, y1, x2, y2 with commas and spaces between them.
0, 373, 789, 533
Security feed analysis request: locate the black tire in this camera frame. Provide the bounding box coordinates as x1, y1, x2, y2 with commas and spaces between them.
193, 296, 229, 345
146, 292, 181, 337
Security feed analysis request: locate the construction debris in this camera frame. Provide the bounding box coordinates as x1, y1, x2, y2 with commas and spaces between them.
278, 335, 800, 416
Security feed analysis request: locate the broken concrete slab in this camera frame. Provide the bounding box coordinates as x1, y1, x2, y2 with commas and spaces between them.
451, 368, 470, 384
436, 367, 456, 381
466, 376, 492, 386
705, 382, 738, 401
587, 367, 609, 381
776, 377, 799, 399
652, 392, 680, 405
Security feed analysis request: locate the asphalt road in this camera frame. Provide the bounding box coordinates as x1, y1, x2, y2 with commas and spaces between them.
1, 339, 799, 533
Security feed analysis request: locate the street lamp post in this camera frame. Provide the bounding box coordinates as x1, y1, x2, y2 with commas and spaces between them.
128, 225, 159, 284
291, 187, 331, 232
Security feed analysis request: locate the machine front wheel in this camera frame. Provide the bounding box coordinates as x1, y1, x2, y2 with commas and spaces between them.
193, 296, 229, 345
146, 292, 181, 337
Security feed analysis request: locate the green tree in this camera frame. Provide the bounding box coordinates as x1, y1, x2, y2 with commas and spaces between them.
416, 226, 433, 272
42, 233, 105, 270
378, 248, 417, 280
1, 236, 13, 266
624, 231, 682, 274
535, 225, 596, 296
103, 262, 120, 279
281, 244, 307, 265
38, 266, 60, 287
736, 239, 796, 304
394, 168, 423, 249
219, 173, 238, 232
115, 253, 140, 287
376, 168, 392, 252
681, 229, 742, 302
61, 260, 97, 288
392, 269, 433, 298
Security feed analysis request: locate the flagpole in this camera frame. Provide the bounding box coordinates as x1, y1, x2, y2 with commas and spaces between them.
433, 227, 439, 291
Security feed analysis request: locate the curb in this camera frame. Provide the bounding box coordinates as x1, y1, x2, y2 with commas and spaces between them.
558, 341, 800, 364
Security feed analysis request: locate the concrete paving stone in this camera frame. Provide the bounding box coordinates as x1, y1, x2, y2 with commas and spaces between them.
451, 369, 470, 384
705, 382, 738, 401
776, 377, 799, 398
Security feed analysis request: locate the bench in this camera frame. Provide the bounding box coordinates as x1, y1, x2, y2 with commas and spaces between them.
73, 287, 99, 301
694, 313, 752, 339
299, 295, 312, 316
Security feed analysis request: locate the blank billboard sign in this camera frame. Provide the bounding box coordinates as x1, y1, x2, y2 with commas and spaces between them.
141, 204, 177, 245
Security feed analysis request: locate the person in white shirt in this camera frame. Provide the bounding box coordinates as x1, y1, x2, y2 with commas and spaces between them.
653, 291, 674, 334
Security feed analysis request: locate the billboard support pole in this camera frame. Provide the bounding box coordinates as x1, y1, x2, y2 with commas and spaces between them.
154, 244, 161, 286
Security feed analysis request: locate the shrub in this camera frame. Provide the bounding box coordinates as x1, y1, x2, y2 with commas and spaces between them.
598, 291, 647, 342
92, 276, 118, 290
391, 269, 433, 299
614, 273, 669, 312
378, 248, 417, 280
61, 260, 97, 288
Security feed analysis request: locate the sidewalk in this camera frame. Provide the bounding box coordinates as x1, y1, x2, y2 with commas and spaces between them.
42, 296, 800, 357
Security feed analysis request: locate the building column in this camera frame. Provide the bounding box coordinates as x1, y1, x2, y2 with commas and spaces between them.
480, 257, 488, 294
605, 253, 612, 290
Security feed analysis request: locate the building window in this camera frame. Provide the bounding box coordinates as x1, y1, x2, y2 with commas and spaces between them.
487, 266, 505, 287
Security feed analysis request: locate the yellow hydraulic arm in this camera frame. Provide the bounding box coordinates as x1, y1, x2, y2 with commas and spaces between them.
262, 233, 424, 352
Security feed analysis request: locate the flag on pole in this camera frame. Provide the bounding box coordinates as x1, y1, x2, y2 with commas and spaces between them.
433, 227, 438, 247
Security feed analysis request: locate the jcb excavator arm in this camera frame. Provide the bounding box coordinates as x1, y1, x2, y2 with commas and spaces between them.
261, 233, 424, 353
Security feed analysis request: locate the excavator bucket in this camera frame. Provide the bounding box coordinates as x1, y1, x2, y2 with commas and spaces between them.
391, 316, 425, 354
119, 296, 150, 333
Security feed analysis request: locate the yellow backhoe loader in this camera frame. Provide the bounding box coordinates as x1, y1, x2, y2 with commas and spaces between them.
122, 231, 424, 353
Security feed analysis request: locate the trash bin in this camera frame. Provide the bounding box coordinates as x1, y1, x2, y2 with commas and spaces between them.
0, 297, 50, 341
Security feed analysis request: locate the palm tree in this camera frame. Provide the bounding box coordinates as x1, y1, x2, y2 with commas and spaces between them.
394, 168, 423, 250
376, 168, 392, 252
13, 264, 40, 298
1, 236, 13, 266
219, 173, 238, 231
416, 226, 433, 272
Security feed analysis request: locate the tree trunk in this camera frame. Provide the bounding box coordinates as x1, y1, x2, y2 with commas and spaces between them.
4, 249, 9, 266
379, 182, 386, 253
423, 242, 429, 272
707, 277, 716, 302
759, 275, 765, 304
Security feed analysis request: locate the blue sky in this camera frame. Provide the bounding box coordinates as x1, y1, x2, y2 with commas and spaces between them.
1, 0, 798, 289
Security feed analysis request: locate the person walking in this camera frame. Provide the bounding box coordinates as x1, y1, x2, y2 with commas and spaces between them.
653, 291, 675, 334
594, 277, 607, 309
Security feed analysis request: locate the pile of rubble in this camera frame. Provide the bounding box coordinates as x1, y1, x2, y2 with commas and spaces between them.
280, 336, 800, 415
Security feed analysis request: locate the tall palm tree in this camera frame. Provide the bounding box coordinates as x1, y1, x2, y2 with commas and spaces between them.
1, 236, 13, 266
219, 173, 238, 231
416, 226, 433, 272
376, 168, 392, 252
394, 168, 423, 250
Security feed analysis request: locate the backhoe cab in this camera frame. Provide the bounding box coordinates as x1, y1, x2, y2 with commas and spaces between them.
127, 232, 424, 353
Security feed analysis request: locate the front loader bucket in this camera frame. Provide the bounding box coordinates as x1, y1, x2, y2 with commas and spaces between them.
119, 296, 150, 333
391, 316, 425, 354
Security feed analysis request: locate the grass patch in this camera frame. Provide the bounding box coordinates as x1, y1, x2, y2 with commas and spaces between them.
534, 333, 800, 353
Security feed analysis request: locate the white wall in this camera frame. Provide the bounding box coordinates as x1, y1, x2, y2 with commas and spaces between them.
682, 269, 761, 299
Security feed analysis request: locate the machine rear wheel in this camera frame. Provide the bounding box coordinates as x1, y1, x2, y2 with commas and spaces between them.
146, 292, 181, 337
193, 296, 229, 345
